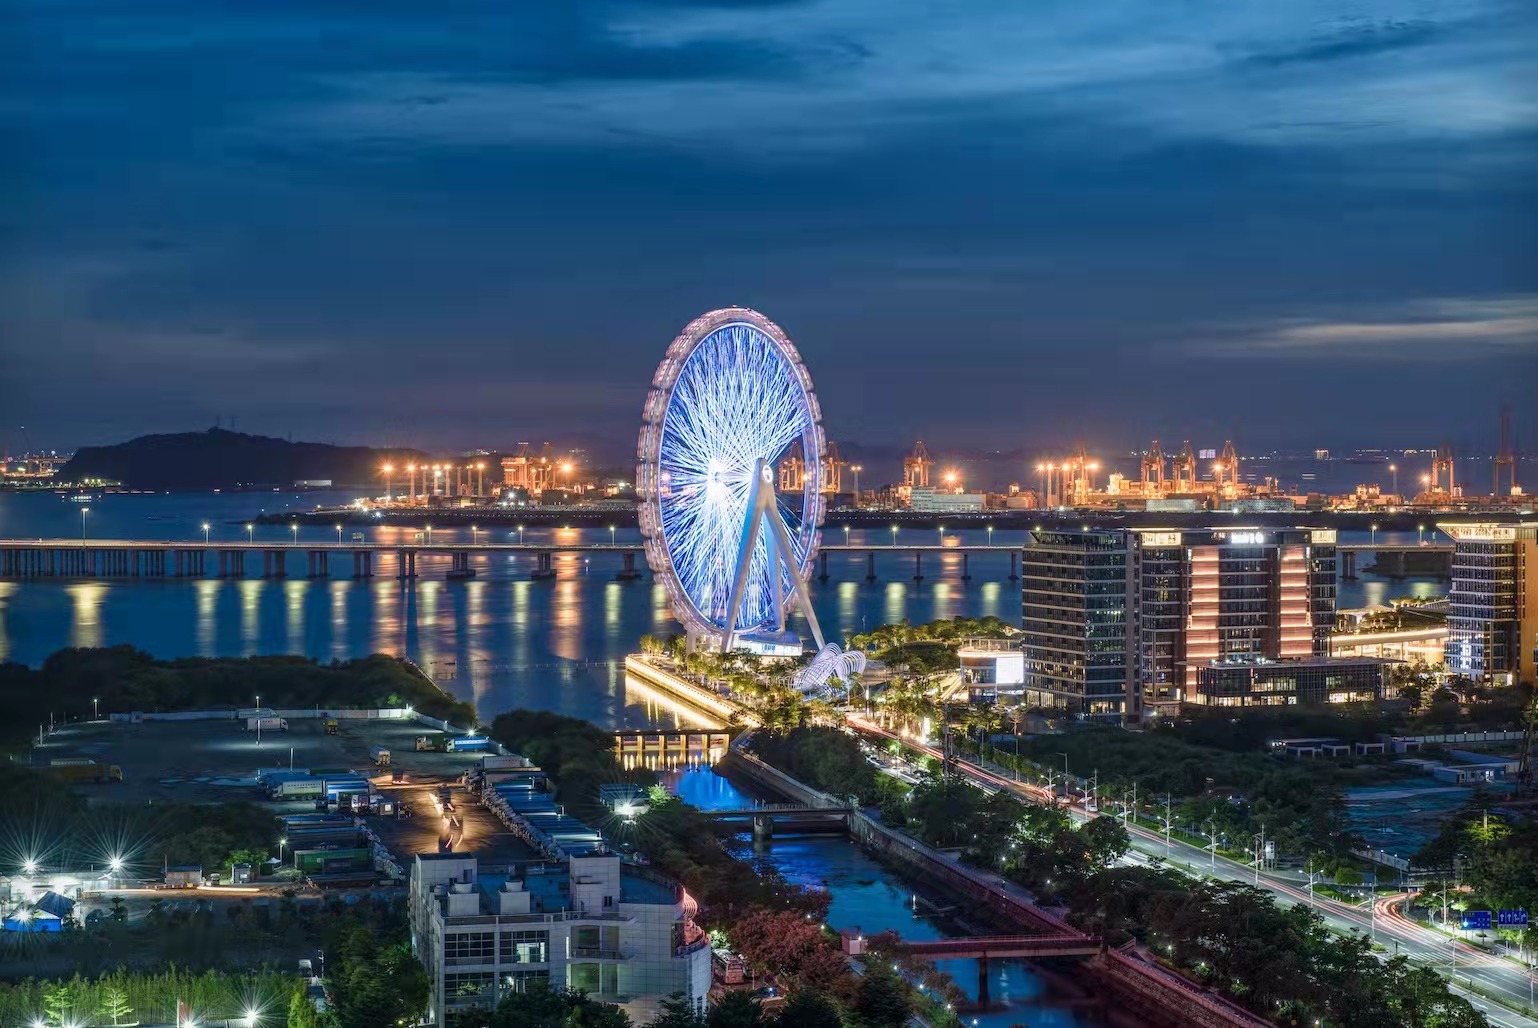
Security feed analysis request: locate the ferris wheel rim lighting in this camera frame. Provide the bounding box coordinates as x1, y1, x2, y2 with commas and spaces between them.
636, 307, 825, 642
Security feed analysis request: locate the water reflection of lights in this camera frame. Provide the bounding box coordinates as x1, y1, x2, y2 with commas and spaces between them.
550, 580, 583, 661
238, 580, 263, 652
624, 674, 726, 731
66, 582, 107, 649
0, 581, 19, 661
329, 581, 349, 661
604, 581, 622, 629
195, 580, 219, 656
284, 580, 306, 650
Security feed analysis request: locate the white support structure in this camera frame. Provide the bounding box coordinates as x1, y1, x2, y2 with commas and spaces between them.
723, 460, 826, 653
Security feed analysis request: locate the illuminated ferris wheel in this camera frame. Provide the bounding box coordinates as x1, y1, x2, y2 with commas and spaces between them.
636, 307, 827, 651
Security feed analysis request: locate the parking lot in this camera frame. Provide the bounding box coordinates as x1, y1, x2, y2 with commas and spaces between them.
33, 716, 540, 866
35, 717, 471, 803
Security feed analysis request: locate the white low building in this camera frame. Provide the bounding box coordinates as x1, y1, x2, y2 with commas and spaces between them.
958, 637, 1025, 702
410, 853, 711, 1026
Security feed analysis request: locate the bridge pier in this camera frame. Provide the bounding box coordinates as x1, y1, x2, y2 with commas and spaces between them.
1009, 551, 1018, 581
615, 551, 642, 581
961, 552, 971, 582
353, 550, 372, 578
307, 550, 329, 578
1342, 550, 1357, 579
818, 551, 829, 582
263, 550, 286, 579
913, 552, 923, 583
531, 551, 556, 581
978, 956, 990, 1008
396, 550, 416, 579
752, 814, 774, 842
865, 551, 876, 583
448, 551, 476, 579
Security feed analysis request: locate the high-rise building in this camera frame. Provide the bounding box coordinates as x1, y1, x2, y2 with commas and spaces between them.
1020, 526, 1339, 721
1440, 522, 1538, 684
1019, 528, 1134, 719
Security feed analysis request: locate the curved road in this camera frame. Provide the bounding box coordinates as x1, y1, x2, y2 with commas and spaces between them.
847, 716, 1538, 1028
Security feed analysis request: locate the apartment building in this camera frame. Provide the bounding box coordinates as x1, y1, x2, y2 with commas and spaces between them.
410, 852, 711, 1026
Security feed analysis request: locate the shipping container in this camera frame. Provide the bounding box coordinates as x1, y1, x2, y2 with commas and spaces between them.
245, 717, 288, 732
480, 754, 531, 771
276, 778, 326, 798
446, 735, 492, 753
293, 847, 372, 873
48, 761, 123, 783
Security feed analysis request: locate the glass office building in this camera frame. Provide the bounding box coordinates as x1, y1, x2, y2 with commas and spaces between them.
1022, 526, 1339, 722
1440, 522, 1538, 684
1193, 656, 1390, 707
1020, 528, 1135, 720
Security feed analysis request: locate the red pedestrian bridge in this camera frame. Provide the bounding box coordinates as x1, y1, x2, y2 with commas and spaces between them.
905, 933, 1102, 960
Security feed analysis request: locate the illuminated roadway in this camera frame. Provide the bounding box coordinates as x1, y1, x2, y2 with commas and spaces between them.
848, 716, 1538, 1028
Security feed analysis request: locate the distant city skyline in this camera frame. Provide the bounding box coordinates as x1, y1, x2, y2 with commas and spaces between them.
3, 2, 1535, 455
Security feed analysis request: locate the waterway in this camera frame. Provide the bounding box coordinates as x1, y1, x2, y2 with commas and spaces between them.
662, 768, 1119, 1027
0, 490, 1446, 726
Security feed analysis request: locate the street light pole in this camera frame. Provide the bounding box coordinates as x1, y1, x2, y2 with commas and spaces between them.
1164, 794, 1173, 858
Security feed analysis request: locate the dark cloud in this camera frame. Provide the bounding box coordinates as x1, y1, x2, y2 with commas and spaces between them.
2, 1, 1535, 458
1242, 19, 1443, 67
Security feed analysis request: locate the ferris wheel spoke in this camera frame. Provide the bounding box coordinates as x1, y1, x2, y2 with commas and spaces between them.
638, 308, 824, 645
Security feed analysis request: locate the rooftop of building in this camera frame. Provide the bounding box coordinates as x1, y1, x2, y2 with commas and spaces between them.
415, 855, 681, 919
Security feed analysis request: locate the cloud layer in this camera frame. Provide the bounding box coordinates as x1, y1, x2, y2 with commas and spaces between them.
1, 0, 1535, 455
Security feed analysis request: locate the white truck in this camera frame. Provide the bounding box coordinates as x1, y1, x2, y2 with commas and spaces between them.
246, 716, 288, 732
370, 746, 391, 767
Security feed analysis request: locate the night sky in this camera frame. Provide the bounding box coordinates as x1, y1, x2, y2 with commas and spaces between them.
2, 0, 1535, 458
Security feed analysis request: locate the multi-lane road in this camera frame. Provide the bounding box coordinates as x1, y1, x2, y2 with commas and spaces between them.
847, 715, 1538, 1028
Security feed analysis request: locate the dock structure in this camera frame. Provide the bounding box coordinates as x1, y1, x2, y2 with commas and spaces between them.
611, 729, 732, 769
0, 539, 1021, 582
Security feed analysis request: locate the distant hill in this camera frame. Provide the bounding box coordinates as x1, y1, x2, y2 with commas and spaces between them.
59, 429, 429, 490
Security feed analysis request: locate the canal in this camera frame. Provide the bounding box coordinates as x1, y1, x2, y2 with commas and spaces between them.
661, 767, 1127, 1028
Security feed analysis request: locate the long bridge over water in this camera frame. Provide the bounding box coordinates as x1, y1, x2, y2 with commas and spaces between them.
0, 539, 1023, 582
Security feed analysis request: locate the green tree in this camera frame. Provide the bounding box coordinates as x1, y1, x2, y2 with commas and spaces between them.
100, 984, 133, 1026
646, 992, 706, 1027
480, 982, 633, 1028
42, 981, 75, 1027
1080, 816, 1131, 867
705, 991, 763, 1028
853, 962, 911, 1028
771, 990, 841, 1028
288, 987, 319, 1028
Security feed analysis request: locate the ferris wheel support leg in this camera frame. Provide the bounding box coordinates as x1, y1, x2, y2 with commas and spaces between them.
767, 499, 826, 651
722, 464, 772, 651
